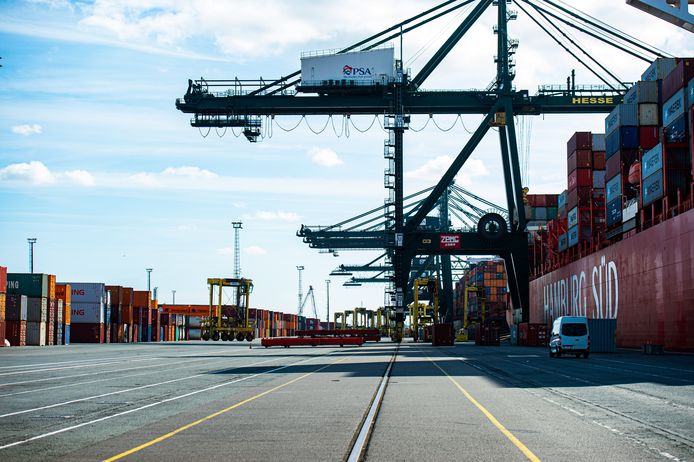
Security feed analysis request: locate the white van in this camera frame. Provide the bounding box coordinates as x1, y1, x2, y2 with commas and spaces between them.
549, 316, 590, 358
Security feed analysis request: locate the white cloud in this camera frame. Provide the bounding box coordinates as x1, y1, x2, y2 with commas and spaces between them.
0, 161, 54, 185
11, 124, 43, 136
243, 246, 267, 255
308, 147, 343, 167
62, 170, 96, 187
0, 161, 97, 187
244, 211, 301, 222
217, 247, 234, 256
161, 166, 217, 179
406, 156, 489, 186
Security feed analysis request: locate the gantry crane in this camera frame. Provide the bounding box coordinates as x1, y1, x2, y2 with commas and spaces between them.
298, 285, 319, 321
203, 278, 255, 342
177, 0, 670, 341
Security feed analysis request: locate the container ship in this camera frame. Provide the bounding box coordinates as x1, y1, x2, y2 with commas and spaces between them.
526, 57, 694, 352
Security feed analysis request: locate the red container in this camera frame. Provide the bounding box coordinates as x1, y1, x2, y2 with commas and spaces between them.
567, 132, 592, 155
567, 186, 592, 209
475, 324, 500, 346
133, 291, 151, 309
6, 320, 26, 346
606, 149, 639, 180
568, 149, 592, 172
0, 321, 5, 347
593, 151, 606, 170
432, 323, 454, 346
71, 323, 105, 343
662, 59, 694, 102
568, 168, 592, 190
0, 266, 6, 293
639, 126, 660, 150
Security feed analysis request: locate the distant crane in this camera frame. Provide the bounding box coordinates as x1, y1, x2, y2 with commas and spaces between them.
298, 285, 318, 319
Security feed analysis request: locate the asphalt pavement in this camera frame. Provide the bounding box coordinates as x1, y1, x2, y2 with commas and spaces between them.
0, 340, 691, 461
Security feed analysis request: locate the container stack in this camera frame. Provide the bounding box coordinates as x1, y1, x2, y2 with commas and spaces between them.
8, 274, 50, 346
0, 266, 6, 346
151, 299, 160, 342
64, 282, 105, 343
641, 59, 693, 214
46, 275, 56, 346
133, 290, 151, 342
121, 287, 134, 342
106, 285, 122, 342
6, 295, 28, 346
56, 284, 71, 345
566, 132, 607, 248
454, 260, 508, 324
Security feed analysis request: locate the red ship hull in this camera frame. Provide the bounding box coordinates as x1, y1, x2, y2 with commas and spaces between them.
529, 207, 694, 352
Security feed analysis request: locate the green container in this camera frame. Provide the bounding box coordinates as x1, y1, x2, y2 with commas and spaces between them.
547, 207, 558, 220
175, 326, 179, 341
7, 273, 48, 297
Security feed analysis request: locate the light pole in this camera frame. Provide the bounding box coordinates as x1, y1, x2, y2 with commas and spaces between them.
172, 290, 176, 304
325, 279, 331, 324
27, 238, 37, 273
146, 268, 153, 292
296, 266, 304, 312
232, 221, 242, 278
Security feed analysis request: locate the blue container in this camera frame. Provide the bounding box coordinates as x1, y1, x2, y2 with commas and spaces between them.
607, 198, 622, 227
557, 190, 568, 209
605, 104, 639, 134
63, 324, 70, 345
558, 233, 568, 252
624, 80, 659, 104
642, 170, 664, 206
664, 114, 688, 144
568, 225, 578, 247
587, 318, 617, 353
606, 126, 639, 156
662, 88, 687, 128
593, 170, 606, 189
688, 77, 694, 109
160, 326, 164, 342
606, 174, 622, 203
568, 207, 578, 228
642, 143, 663, 179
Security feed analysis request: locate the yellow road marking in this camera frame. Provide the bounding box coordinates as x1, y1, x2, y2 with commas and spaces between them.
429, 357, 541, 462
103, 356, 347, 462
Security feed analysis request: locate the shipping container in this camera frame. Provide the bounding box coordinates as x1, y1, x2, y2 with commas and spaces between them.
663, 88, 687, 128
27, 297, 47, 323
6, 320, 26, 346
606, 150, 640, 181
567, 132, 592, 154
6, 273, 48, 298
664, 114, 688, 144
300, 48, 395, 85
591, 133, 606, 151
0, 293, 5, 322
638, 103, 659, 126
70, 323, 105, 343
558, 233, 568, 252
605, 104, 639, 134
60, 282, 105, 304
6, 294, 28, 321
662, 59, 694, 102
568, 168, 592, 190
641, 57, 676, 82
26, 321, 46, 346
607, 198, 622, 227
593, 151, 606, 170
0, 266, 6, 293
642, 170, 664, 206
567, 207, 578, 228
606, 175, 622, 203
63, 324, 70, 345
606, 126, 639, 156
642, 144, 663, 178
71, 302, 104, 324
624, 80, 659, 104
593, 170, 606, 189
567, 149, 592, 172
55, 284, 71, 325
639, 126, 660, 150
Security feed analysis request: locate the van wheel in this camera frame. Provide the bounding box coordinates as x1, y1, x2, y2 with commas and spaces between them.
583, 351, 589, 359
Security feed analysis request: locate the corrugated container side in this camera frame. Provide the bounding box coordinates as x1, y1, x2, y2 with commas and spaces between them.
591, 133, 606, 151
0, 266, 6, 293
662, 59, 694, 102
642, 170, 664, 206
639, 126, 660, 150
26, 321, 46, 346
593, 170, 606, 188
641, 57, 676, 81
6, 273, 48, 298
606, 174, 622, 203
6, 320, 27, 346
587, 319, 617, 353
61, 282, 105, 304
0, 293, 5, 322
71, 302, 104, 324
607, 198, 623, 227
664, 114, 688, 144
27, 297, 47, 323
567, 132, 592, 154
663, 88, 687, 128
638, 103, 659, 126
605, 104, 638, 134
624, 80, 659, 104
70, 323, 105, 343
642, 144, 663, 178
6, 294, 28, 321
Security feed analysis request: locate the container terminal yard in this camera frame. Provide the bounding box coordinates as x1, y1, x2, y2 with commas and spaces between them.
1, 1, 694, 461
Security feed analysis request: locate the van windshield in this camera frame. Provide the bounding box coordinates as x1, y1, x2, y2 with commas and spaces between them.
562, 323, 587, 336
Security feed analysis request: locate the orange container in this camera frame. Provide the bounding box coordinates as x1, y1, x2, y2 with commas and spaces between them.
133, 291, 151, 309
55, 284, 71, 325
48, 274, 56, 300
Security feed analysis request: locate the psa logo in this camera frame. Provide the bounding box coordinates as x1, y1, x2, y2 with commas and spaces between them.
342, 65, 373, 77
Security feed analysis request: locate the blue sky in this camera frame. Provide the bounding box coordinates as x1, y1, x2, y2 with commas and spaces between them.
1, 0, 691, 317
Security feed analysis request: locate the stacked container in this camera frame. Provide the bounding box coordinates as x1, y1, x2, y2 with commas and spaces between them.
6, 295, 28, 346
46, 275, 56, 346
106, 285, 122, 342
55, 284, 71, 345
133, 291, 151, 342
121, 287, 134, 342
0, 266, 6, 346
566, 132, 606, 247
7, 273, 49, 346
63, 282, 106, 343
454, 260, 508, 323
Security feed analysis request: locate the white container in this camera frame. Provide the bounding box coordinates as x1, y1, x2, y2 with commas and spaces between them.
60, 282, 105, 304
638, 103, 659, 126
71, 302, 104, 324
300, 48, 394, 85
26, 321, 47, 346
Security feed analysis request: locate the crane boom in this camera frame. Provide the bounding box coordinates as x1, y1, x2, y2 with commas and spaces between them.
298, 285, 318, 319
